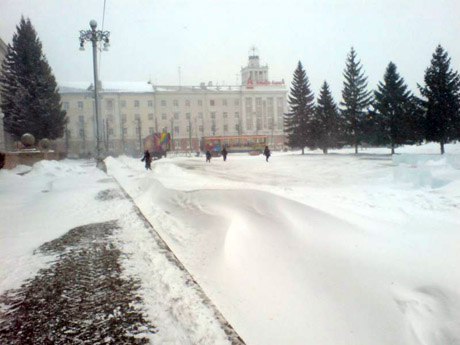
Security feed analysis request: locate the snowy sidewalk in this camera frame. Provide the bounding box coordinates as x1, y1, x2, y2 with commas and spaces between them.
0, 160, 244, 344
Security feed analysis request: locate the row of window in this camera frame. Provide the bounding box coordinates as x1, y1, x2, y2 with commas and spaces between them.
64, 98, 251, 110
75, 112, 244, 124
70, 123, 244, 139
63, 99, 155, 110
160, 99, 240, 107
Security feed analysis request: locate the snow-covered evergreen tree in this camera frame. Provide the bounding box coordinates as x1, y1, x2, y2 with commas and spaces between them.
0, 17, 67, 141
418, 45, 460, 154
313, 81, 339, 154
340, 47, 373, 154
284, 61, 315, 154
374, 62, 414, 154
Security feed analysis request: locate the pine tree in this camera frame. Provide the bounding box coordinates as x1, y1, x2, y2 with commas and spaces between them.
418, 45, 460, 154
284, 61, 315, 154
314, 81, 339, 154
374, 62, 414, 154
340, 47, 373, 154
0, 17, 67, 142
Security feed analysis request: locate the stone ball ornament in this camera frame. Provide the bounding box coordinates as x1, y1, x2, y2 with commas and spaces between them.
21, 133, 35, 147
39, 138, 51, 150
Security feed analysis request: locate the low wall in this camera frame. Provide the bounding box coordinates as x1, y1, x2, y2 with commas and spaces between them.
1, 150, 58, 170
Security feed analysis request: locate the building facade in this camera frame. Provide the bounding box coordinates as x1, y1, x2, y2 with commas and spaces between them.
58, 53, 287, 157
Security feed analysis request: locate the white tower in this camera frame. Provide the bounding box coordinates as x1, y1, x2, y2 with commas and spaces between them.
241, 46, 269, 85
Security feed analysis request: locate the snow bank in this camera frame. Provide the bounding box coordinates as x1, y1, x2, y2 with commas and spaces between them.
106, 144, 460, 345
392, 154, 460, 188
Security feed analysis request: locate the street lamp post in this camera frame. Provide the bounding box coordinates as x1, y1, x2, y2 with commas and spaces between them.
79, 20, 110, 161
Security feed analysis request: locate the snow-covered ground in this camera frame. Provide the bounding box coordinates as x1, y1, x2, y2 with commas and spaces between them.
0, 160, 234, 344
1, 143, 459, 345
105, 143, 460, 345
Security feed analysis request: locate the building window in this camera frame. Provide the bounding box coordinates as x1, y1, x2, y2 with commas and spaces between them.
149, 127, 154, 134
78, 115, 84, 123
79, 129, 84, 138
210, 100, 215, 106
267, 98, 274, 106
134, 100, 140, 107
210, 112, 216, 119
121, 114, 127, 123
186, 124, 191, 132
120, 100, 126, 107
63, 102, 69, 110
235, 124, 240, 131
185, 100, 191, 107
108, 128, 114, 135
148, 113, 154, 120
224, 124, 228, 131
106, 99, 113, 110
107, 114, 114, 121
198, 112, 203, 119
198, 100, 203, 106
235, 112, 239, 118
162, 113, 167, 120
134, 114, 140, 120
109, 142, 114, 149
222, 99, 227, 106
161, 100, 166, 106
148, 100, 153, 107
277, 97, 284, 107
136, 127, 140, 134
186, 113, 191, 120
173, 99, 179, 107
66, 130, 71, 138
174, 126, 179, 134
174, 112, 179, 120
199, 125, 203, 132
77, 101, 83, 109
223, 112, 228, 118
234, 99, 240, 106
122, 128, 127, 135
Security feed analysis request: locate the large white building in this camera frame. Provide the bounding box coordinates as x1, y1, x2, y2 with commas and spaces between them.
58, 53, 288, 157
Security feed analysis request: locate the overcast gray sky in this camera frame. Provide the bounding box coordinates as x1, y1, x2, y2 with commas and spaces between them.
1, 0, 459, 101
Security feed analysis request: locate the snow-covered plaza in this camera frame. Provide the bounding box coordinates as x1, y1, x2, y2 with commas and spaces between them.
1, 143, 460, 344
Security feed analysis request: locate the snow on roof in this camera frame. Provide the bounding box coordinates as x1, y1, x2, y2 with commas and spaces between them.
58, 82, 286, 94
58, 81, 155, 93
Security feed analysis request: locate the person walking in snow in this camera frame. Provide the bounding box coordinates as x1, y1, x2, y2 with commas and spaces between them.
206, 150, 212, 163
141, 150, 152, 170
221, 147, 228, 162
263, 146, 271, 162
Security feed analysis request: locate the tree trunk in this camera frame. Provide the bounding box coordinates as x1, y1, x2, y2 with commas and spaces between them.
302, 147, 305, 155
323, 148, 328, 154
391, 143, 395, 155
354, 143, 358, 154
440, 141, 445, 155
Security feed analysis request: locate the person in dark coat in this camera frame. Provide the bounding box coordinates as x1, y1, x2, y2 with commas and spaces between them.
205, 150, 212, 163
263, 146, 271, 162
221, 147, 228, 162
141, 150, 152, 170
